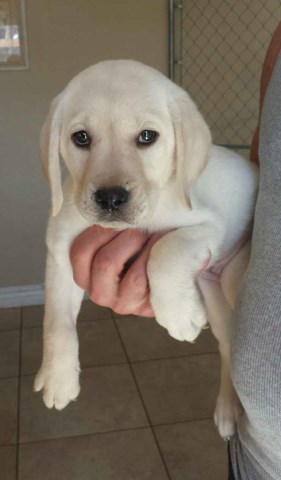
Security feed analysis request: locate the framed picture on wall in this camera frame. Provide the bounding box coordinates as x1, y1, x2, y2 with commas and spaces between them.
0, 0, 28, 70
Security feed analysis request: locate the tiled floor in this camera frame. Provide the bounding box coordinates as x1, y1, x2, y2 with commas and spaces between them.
0, 301, 227, 480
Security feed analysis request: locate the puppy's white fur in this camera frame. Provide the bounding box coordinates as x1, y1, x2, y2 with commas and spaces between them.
34, 60, 258, 438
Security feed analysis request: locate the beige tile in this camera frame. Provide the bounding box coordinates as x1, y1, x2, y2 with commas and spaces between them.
0, 308, 20, 331
19, 429, 168, 480
155, 420, 227, 480
116, 315, 218, 361
0, 446, 16, 480
0, 378, 18, 445
22, 300, 112, 328
20, 365, 148, 443
0, 330, 20, 378
21, 319, 126, 375
132, 354, 220, 425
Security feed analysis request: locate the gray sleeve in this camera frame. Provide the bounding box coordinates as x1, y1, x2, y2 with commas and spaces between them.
229, 50, 281, 480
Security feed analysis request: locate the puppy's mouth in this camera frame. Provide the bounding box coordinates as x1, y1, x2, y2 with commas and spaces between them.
78, 186, 148, 227
96, 209, 135, 227
78, 200, 140, 227
78, 203, 133, 225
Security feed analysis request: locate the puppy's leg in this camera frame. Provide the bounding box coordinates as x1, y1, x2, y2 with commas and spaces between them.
198, 277, 243, 439
147, 227, 213, 342
34, 213, 89, 410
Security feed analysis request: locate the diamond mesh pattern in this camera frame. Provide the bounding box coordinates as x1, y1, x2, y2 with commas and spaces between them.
174, 0, 281, 146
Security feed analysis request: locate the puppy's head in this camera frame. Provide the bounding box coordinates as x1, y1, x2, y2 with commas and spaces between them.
41, 60, 211, 225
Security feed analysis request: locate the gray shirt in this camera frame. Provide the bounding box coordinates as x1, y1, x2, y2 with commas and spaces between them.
230, 50, 281, 479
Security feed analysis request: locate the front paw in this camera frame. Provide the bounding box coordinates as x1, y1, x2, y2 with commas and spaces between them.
151, 292, 207, 342
34, 360, 81, 410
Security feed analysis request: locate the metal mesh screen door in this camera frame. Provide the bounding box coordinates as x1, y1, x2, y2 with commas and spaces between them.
169, 0, 281, 153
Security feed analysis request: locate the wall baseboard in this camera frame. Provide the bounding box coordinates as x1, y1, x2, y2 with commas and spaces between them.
0, 284, 45, 308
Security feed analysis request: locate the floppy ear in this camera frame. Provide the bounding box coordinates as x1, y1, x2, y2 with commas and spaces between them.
170, 91, 212, 209
40, 93, 64, 217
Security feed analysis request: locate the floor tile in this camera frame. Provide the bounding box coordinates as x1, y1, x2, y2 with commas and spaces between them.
78, 300, 113, 322
155, 420, 227, 480
22, 300, 111, 328
21, 319, 126, 375
116, 315, 218, 361
20, 365, 148, 443
0, 330, 19, 378
0, 445, 17, 480
21, 327, 42, 375
0, 377, 18, 445
19, 428, 168, 480
22, 305, 43, 328
0, 308, 20, 331
77, 319, 127, 367
132, 354, 220, 425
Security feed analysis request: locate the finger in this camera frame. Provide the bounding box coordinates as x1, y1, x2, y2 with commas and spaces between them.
116, 232, 166, 313
89, 229, 149, 307
131, 299, 155, 317
114, 298, 154, 317
70, 226, 120, 290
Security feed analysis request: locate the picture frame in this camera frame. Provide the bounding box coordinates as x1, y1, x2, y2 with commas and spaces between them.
0, 0, 28, 70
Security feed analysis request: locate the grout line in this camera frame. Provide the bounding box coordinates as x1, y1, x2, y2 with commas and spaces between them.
0, 360, 129, 382
18, 425, 151, 446
130, 350, 219, 364
17, 416, 215, 447
112, 314, 173, 480
1, 351, 218, 382
0, 374, 21, 381
18, 361, 130, 380
15, 308, 23, 480
151, 416, 214, 429
0, 327, 21, 333
17, 315, 114, 330
5, 350, 219, 381
0, 373, 22, 381
0, 442, 19, 448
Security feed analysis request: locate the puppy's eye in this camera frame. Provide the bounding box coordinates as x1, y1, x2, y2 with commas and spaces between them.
138, 130, 158, 145
71, 130, 91, 148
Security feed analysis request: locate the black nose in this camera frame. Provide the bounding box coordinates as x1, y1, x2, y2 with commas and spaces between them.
94, 186, 130, 211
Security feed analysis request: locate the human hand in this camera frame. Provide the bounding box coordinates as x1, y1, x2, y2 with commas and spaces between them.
70, 226, 166, 317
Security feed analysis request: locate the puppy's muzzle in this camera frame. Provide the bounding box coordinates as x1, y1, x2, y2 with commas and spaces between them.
93, 186, 130, 212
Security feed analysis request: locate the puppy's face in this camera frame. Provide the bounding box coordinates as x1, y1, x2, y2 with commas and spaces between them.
41, 60, 211, 224
60, 63, 175, 226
